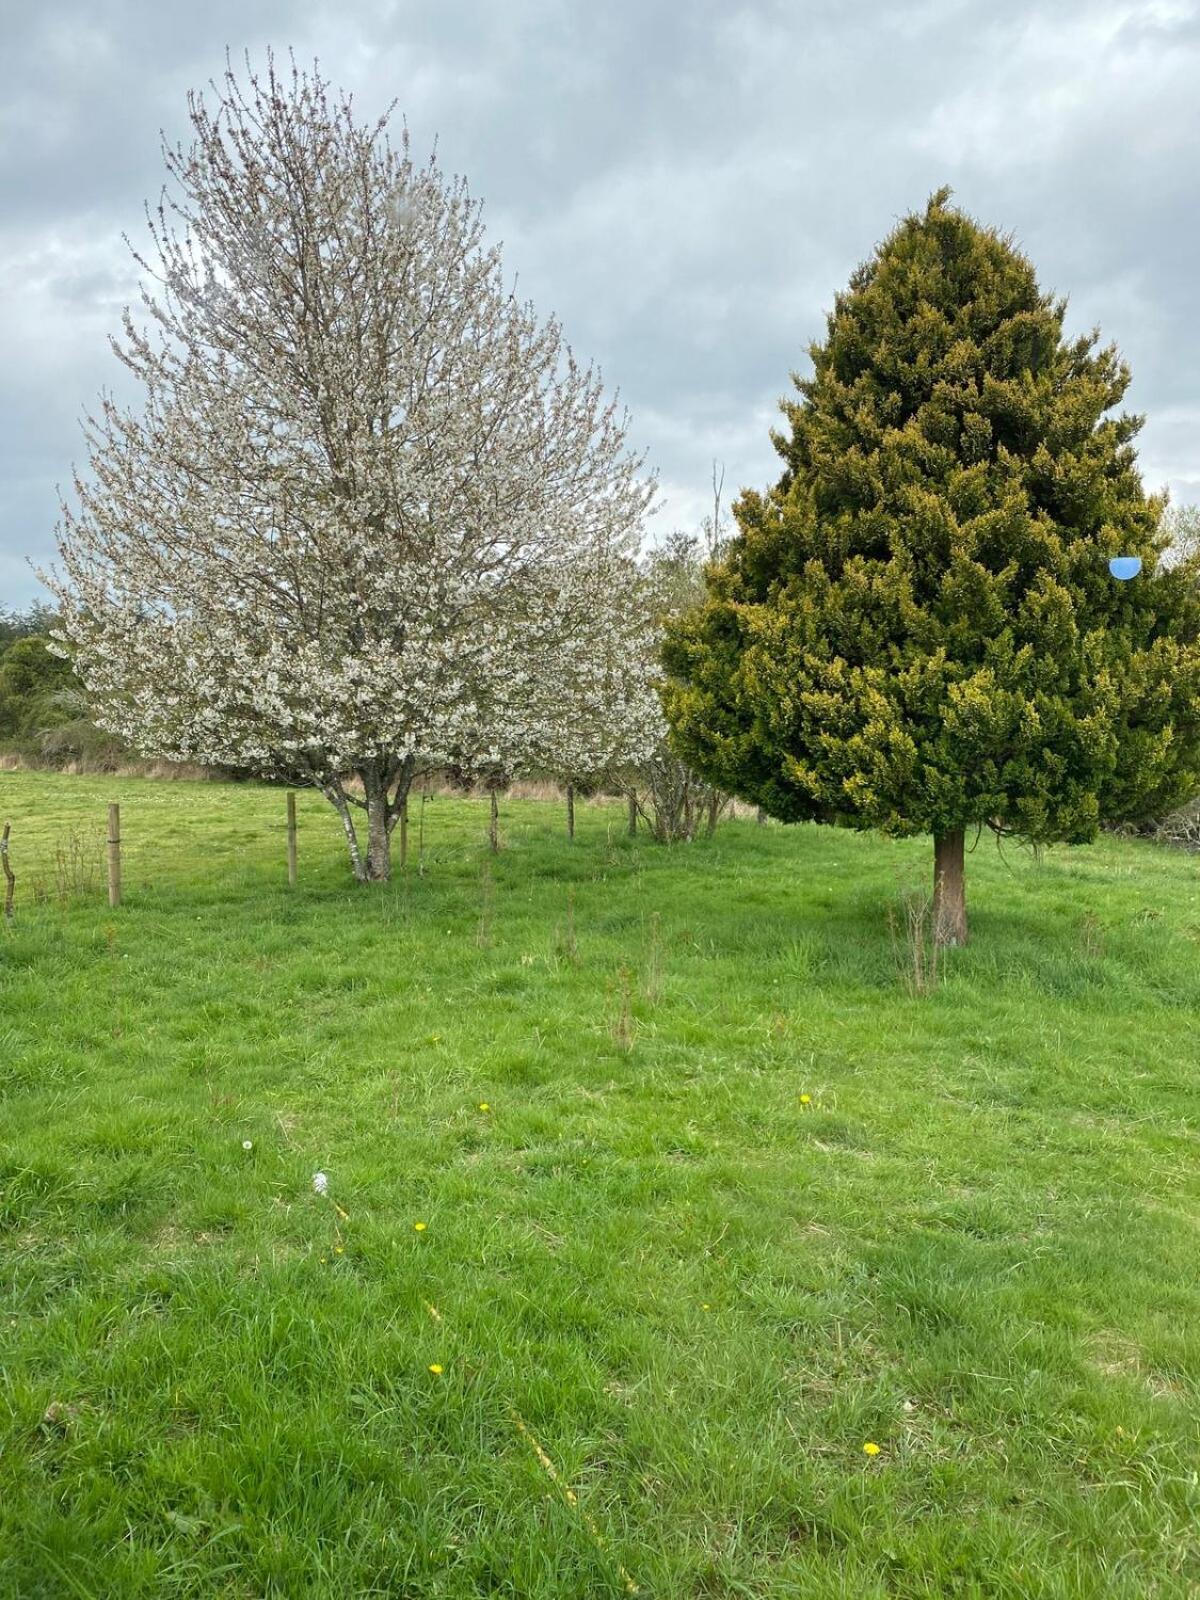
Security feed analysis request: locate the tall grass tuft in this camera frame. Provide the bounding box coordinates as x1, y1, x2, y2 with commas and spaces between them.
888, 886, 941, 995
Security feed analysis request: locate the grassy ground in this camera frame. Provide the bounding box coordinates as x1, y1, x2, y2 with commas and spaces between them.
2, 770, 1199, 1598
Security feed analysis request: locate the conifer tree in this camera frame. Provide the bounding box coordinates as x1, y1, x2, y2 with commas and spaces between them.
664, 191, 1200, 942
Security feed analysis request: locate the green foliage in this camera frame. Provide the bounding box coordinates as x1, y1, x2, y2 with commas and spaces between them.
664, 190, 1200, 845
0, 605, 128, 764
0, 634, 75, 742
2, 773, 1200, 1595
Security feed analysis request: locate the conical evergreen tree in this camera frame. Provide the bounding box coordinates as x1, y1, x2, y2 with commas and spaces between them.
663, 190, 1200, 942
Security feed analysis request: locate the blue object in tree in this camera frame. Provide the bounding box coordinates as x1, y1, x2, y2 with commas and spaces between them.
1109, 556, 1142, 581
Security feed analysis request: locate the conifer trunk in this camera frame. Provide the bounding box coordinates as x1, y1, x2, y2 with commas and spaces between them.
933, 829, 967, 947
566, 783, 575, 840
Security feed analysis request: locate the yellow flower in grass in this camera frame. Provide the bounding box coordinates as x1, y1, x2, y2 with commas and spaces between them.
862, 1441, 881, 1457
479, 1103, 491, 1113
429, 1363, 444, 1375
799, 1094, 812, 1105
414, 1221, 427, 1232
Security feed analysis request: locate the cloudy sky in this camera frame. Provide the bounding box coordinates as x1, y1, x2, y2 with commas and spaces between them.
2, 0, 1198, 605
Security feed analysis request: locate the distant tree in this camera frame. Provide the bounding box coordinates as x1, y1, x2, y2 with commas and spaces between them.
630, 533, 731, 844
1163, 503, 1200, 570
46, 58, 652, 882
531, 561, 664, 838
0, 635, 75, 742
0, 603, 58, 651
664, 190, 1200, 942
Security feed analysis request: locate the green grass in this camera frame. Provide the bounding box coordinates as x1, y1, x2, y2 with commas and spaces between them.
2, 769, 1200, 1598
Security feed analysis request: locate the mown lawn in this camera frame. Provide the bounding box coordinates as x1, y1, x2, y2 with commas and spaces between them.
2, 768, 1199, 1598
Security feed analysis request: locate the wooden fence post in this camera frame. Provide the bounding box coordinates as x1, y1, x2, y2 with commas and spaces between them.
286, 792, 298, 885
1, 821, 14, 921
106, 803, 122, 908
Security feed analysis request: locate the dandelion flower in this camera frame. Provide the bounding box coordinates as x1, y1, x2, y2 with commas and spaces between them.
312, 1172, 329, 1195
428, 1363, 443, 1375
335, 1246, 344, 1255
799, 1094, 812, 1106
414, 1221, 427, 1232
863, 1441, 881, 1456
242, 1139, 254, 1151
479, 1103, 491, 1112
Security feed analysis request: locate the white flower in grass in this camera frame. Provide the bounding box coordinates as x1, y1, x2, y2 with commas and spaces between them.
242, 1140, 253, 1151
312, 1171, 329, 1195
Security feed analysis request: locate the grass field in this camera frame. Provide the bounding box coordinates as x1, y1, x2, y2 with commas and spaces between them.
2, 769, 1200, 1598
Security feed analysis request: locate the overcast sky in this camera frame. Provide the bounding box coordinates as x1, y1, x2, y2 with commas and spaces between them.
2, 0, 1198, 605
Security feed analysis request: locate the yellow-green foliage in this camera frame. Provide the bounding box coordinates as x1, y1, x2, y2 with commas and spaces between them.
664, 190, 1200, 842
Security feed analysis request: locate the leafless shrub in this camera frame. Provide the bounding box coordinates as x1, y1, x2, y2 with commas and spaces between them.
1137, 797, 1200, 852
630, 752, 732, 843
28, 828, 105, 906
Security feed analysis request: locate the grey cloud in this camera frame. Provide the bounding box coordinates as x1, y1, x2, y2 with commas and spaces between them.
2, 0, 1199, 603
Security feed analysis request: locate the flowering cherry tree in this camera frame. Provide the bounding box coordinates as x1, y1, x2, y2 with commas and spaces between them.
46, 58, 653, 880
530, 561, 665, 836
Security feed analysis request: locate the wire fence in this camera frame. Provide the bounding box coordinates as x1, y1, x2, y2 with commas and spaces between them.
0, 777, 741, 920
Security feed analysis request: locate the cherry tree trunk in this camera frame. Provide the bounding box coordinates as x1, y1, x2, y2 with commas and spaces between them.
566, 784, 575, 840
933, 829, 967, 946
627, 791, 637, 837
365, 786, 391, 882
488, 790, 499, 853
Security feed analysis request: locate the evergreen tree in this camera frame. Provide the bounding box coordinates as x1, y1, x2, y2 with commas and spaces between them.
663, 190, 1200, 943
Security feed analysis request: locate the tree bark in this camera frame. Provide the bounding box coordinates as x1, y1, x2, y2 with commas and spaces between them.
365, 782, 391, 881
627, 791, 638, 837
705, 792, 721, 837
756, 807, 767, 827
566, 783, 575, 841
326, 782, 367, 882
488, 789, 499, 853
933, 829, 967, 947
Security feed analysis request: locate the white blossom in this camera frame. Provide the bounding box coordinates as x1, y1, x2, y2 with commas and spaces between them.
45, 57, 655, 881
